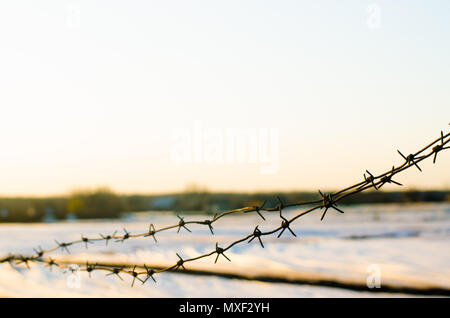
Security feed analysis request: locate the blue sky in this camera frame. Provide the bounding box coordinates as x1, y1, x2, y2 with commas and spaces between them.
0, 1, 449, 195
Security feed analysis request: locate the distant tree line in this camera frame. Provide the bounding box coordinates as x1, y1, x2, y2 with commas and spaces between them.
0, 188, 448, 222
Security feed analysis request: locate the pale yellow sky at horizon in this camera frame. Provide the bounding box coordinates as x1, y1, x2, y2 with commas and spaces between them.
0, 1, 449, 196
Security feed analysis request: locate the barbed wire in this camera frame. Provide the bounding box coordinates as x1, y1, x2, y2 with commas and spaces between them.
1, 128, 449, 287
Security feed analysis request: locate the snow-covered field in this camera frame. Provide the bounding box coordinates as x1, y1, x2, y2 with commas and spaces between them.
1, 203, 449, 297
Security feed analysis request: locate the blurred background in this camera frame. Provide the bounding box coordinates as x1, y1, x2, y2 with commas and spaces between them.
0, 0, 449, 297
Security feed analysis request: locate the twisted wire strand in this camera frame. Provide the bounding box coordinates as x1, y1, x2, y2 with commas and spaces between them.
1, 129, 449, 286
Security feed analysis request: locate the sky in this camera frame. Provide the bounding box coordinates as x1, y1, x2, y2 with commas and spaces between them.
0, 0, 449, 196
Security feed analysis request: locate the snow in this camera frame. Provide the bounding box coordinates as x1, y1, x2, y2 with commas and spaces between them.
0, 203, 449, 297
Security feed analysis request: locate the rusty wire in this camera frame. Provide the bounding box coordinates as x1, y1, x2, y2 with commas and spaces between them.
1, 128, 449, 287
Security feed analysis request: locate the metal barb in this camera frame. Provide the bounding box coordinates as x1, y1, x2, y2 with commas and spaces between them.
130, 265, 143, 287
142, 264, 157, 284
144, 224, 158, 242
248, 226, 264, 248
85, 261, 96, 278
176, 215, 191, 233
214, 242, 231, 263
106, 267, 123, 280
397, 150, 422, 172
175, 253, 186, 270
100, 231, 117, 246
33, 246, 44, 259
365, 170, 378, 190
55, 240, 71, 254
245, 200, 267, 221
116, 228, 130, 243
276, 196, 284, 213
45, 258, 58, 271
319, 190, 344, 221
379, 166, 403, 189
277, 208, 297, 238
81, 235, 93, 249
203, 219, 214, 235
432, 131, 450, 164
17, 256, 31, 269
